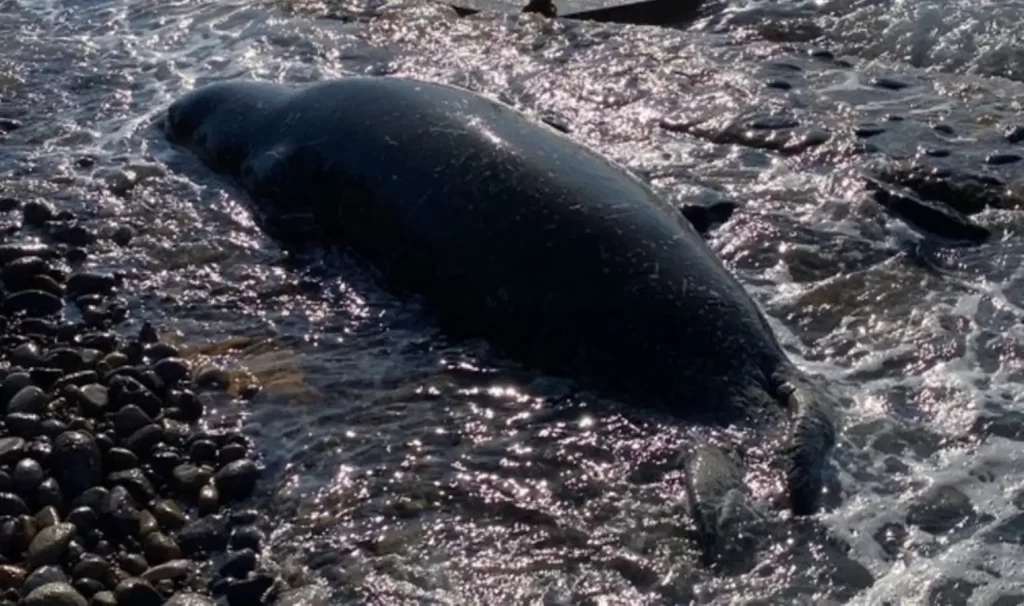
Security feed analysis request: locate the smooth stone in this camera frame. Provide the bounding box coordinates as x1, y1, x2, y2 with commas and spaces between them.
151, 358, 189, 386
104, 448, 139, 473
112, 578, 162, 606
0, 493, 28, 516
23, 565, 68, 595
1006, 125, 1024, 144
219, 549, 256, 579
151, 500, 187, 531
52, 431, 102, 500
11, 342, 44, 368
8, 385, 48, 415
118, 554, 148, 577
142, 532, 181, 564
65, 274, 117, 298
213, 459, 259, 502
986, 153, 1022, 165
0, 564, 24, 590
6, 412, 42, 438
226, 573, 275, 606
22, 201, 56, 226
71, 555, 110, 581
0, 373, 33, 409
34, 506, 61, 529
228, 526, 263, 552
188, 440, 216, 465
750, 115, 799, 130
164, 592, 215, 606
907, 485, 975, 534
765, 78, 792, 90
13, 457, 45, 493
111, 406, 152, 437
123, 424, 163, 456
170, 464, 211, 495
100, 486, 139, 536
72, 577, 104, 599
137, 510, 159, 537
2, 290, 63, 318
65, 508, 98, 533
139, 559, 190, 584
175, 515, 228, 557
90, 591, 117, 606
76, 385, 109, 416
26, 522, 76, 568
0, 438, 25, 465
873, 76, 911, 90
106, 469, 156, 505
22, 582, 88, 606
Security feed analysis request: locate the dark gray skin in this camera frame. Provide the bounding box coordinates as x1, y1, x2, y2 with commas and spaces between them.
163, 76, 839, 556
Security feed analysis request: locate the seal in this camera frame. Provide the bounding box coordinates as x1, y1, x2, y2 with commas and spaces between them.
163, 76, 839, 557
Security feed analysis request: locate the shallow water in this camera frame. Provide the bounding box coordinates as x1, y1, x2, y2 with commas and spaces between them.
3, 0, 1024, 603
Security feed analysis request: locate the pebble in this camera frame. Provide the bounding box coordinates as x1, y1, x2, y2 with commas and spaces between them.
873, 76, 912, 90
214, 459, 260, 502
225, 573, 275, 606
22, 582, 88, 606
986, 152, 1022, 165
113, 577, 163, 606
1005, 125, 1024, 144
907, 485, 975, 533
23, 565, 68, 594
0, 208, 270, 604
27, 522, 76, 568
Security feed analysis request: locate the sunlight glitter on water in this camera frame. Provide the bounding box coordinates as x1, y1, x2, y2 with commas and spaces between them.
4, 0, 1024, 601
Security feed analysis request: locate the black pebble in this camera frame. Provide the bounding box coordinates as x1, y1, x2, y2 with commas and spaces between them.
219, 548, 257, 579
51, 430, 102, 500
225, 573, 275, 606
22, 201, 56, 227
986, 153, 1022, 165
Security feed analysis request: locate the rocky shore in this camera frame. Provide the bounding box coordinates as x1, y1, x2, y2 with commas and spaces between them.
0, 195, 277, 605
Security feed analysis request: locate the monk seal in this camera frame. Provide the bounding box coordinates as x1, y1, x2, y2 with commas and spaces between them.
162, 76, 839, 557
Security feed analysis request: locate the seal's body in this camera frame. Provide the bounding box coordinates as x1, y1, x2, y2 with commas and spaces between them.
163, 76, 838, 535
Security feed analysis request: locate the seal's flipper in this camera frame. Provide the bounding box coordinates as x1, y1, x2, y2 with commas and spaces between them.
684, 444, 762, 571
774, 371, 838, 516
679, 201, 737, 236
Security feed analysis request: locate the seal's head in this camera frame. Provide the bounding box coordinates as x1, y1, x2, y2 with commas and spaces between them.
163, 80, 291, 176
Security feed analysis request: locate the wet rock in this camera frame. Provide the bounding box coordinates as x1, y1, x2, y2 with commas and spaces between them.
91, 591, 117, 606
872, 76, 911, 90
66, 273, 117, 298
123, 423, 163, 455
986, 152, 1022, 165
928, 578, 978, 605
213, 460, 259, 502
907, 485, 975, 534
50, 224, 97, 248
142, 532, 181, 564
119, 553, 148, 576
104, 448, 139, 472
274, 586, 330, 606
984, 513, 1024, 544
1005, 125, 1024, 144
52, 431, 102, 500
22, 201, 57, 227
23, 565, 69, 595
228, 526, 262, 552
176, 516, 228, 557
151, 500, 187, 531
164, 592, 216, 606
924, 148, 951, 158
225, 573, 275, 606
932, 124, 955, 135
865, 177, 990, 245
750, 115, 799, 130
0, 493, 27, 517
854, 124, 885, 138
111, 405, 153, 437
22, 582, 88, 606
112, 577, 163, 606
0, 119, 19, 132
0, 437, 26, 465
151, 357, 189, 386
75, 384, 109, 416
197, 483, 219, 515
6, 412, 42, 438
106, 469, 156, 505
13, 457, 45, 493
107, 377, 161, 419
171, 464, 211, 495
8, 385, 47, 415
27, 522, 76, 568
140, 559, 190, 584
71, 554, 110, 581
219, 548, 256, 579
101, 486, 140, 537
2, 290, 63, 318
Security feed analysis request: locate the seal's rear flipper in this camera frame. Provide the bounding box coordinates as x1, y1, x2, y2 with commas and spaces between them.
684, 445, 762, 572
774, 371, 838, 516
679, 201, 737, 236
